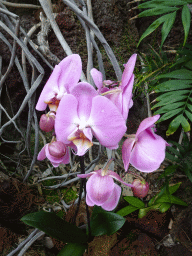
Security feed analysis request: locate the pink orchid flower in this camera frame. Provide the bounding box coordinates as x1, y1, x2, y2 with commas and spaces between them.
90, 54, 137, 120
36, 54, 82, 112
37, 140, 70, 167
122, 115, 168, 173
55, 82, 127, 156
78, 169, 133, 211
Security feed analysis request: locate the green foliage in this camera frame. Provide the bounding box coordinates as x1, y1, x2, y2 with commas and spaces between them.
57, 243, 87, 256
151, 45, 192, 135
21, 211, 88, 244
137, 0, 192, 46
90, 206, 125, 236
117, 182, 187, 218
166, 132, 192, 182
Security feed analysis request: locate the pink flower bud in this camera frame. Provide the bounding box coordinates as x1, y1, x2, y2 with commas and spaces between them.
39, 113, 55, 132
131, 179, 149, 198
48, 141, 66, 158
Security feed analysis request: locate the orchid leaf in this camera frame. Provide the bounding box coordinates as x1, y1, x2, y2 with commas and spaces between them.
138, 7, 179, 18
21, 211, 88, 244
124, 196, 145, 208
57, 243, 87, 256
158, 203, 172, 213
90, 207, 125, 236
116, 205, 139, 217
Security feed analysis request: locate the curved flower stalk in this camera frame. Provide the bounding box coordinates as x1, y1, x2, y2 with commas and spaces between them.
91, 54, 137, 120
122, 115, 168, 173
78, 169, 133, 211
36, 54, 82, 112
37, 140, 70, 167
55, 82, 127, 156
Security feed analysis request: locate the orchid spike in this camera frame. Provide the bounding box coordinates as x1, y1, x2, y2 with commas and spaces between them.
90, 54, 137, 120
122, 115, 168, 172
36, 54, 82, 111
37, 140, 70, 167
78, 169, 133, 211
55, 82, 127, 156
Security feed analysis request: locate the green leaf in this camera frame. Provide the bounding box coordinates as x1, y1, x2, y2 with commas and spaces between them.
138, 0, 189, 8
181, 115, 191, 132
90, 210, 125, 236
166, 114, 183, 135
57, 243, 87, 256
156, 194, 188, 206
138, 7, 179, 18
187, 103, 192, 112
159, 203, 172, 213
161, 11, 177, 46
165, 113, 181, 130
185, 110, 192, 122
156, 90, 190, 101
116, 205, 139, 217
158, 108, 183, 122
182, 5, 191, 45
155, 80, 192, 92
137, 15, 167, 46
158, 165, 178, 179
21, 211, 88, 244
154, 102, 185, 115
124, 196, 145, 208
185, 60, 192, 69
157, 69, 192, 79
138, 207, 151, 218
183, 166, 192, 182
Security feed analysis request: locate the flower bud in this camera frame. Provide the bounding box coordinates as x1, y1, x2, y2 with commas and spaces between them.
48, 141, 66, 158
39, 113, 55, 132
131, 179, 149, 198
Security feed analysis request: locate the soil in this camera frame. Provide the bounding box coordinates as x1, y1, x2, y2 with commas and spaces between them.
0, 0, 192, 255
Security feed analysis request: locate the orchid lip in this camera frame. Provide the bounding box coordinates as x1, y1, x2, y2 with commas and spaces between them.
101, 88, 122, 96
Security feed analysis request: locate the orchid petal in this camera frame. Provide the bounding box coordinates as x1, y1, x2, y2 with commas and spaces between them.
88, 96, 126, 148
86, 193, 95, 207
136, 115, 160, 138
71, 82, 98, 120
122, 74, 134, 120
83, 127, 93, 142
61, 147, 70, 164
55, 94, 80, 144
108, 170, 133, 187
122, 137, 135, 172
101, 184, 121, 211
90, 68, 103, 91
72, 136, 93, 156
106, 89, 123, 115
37, 145, 46, 160
77, 172, 95, 179
130, 129, 166, 172
86, 173, 114, 205
36, 54, 82, 111
121, 54, 137, 89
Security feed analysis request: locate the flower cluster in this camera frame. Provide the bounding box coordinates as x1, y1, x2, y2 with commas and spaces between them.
36, 54, 168, 210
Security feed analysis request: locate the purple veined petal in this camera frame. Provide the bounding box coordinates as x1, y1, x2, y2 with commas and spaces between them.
57, 54, 82, 93
135, 115, 160, 138
101, 184, 121, 211
37, 145, 47, 160
90, 68, 103, 91
71, 82, 98, 121
122, 137, 135, 172
130, 129, 166, 172
88, 96, 127, 148
108, 170, 133, 187
121, 54, 137, 89
86, 173, 114, 205
55, 94, 80, 144
86, 193, 95, 207
122, 74, 134, 120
